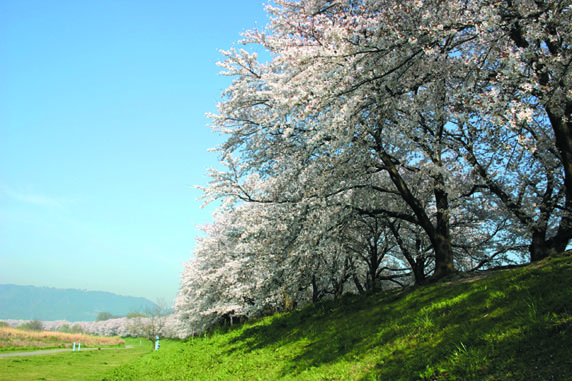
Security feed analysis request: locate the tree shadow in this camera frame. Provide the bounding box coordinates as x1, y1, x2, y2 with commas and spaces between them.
221, 258, 572, 379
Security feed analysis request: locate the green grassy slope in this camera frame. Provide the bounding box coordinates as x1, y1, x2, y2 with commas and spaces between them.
103, 253, 572, 380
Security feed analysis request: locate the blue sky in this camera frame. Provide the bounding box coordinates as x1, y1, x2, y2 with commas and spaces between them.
0, 0, 270, 305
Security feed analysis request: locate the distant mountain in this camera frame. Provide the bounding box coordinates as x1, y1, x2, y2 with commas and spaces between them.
0, 284, 156, 322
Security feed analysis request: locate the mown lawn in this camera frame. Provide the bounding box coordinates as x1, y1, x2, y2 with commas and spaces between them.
0, 338, 150, 381
101, 252, 572, 380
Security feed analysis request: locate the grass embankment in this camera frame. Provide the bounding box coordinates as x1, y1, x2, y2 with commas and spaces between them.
0, 326, 124, 352
0, 337, 150, 381
103, 252, 572, 380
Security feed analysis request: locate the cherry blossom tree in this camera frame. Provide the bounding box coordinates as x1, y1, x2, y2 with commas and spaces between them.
207, 0, 478, 279
177, 0, 570, 336
209, 0, 569, 261
448, 0, 572, 260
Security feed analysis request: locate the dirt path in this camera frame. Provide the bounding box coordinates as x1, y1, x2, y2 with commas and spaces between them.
0, 345, 134, 358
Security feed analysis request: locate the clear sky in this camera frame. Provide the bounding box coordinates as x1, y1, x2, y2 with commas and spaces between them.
0, 0, 270, 305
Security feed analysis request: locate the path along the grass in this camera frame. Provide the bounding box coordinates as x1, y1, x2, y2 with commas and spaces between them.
0, 345, 134, 358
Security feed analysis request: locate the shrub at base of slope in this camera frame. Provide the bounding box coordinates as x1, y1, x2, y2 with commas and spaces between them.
102, 251, 572, 380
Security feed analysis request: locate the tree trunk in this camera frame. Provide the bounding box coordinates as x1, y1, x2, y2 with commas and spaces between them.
431, 232, 455, 278
352, 274, 365, 294
432, 180, 455, 279
412, 259, 426, 284
311, 275, 320, 303
529, 230, 570, 262
546, 105, 572, 208
388, 221, 427, 284
379, 150, 455, 280
368, 263, 380, 292
507, 15, 572, 258
333, 281, 344, 300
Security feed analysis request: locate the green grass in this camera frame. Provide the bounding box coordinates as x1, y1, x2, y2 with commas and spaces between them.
102, 252, 572, 380
5, 253, 570, 380
0, 341, 126, 353
0, 338, 151, 381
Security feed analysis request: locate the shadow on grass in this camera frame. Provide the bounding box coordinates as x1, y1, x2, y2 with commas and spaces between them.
223, 254, 572, 379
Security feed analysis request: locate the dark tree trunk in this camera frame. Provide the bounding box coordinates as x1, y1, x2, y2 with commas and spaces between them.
333, 281, 344, 300
431, 176, 455, 279
412, 258, 426, 284
367, 262, 381, 292
388, 221, 427, 284
352, 274, 365, 294
546, 105, 572, 208
311, 275, 320, 303
529, 230, 570, 262
505, 7, 572, 259
379, 151, 455, 280
431, 232, 455, 279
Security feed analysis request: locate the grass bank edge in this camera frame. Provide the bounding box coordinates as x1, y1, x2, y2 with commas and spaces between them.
50, 252, 572, 379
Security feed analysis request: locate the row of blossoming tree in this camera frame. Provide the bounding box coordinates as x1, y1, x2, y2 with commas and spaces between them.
176, 0, 571, 334
3, 314, 187, 340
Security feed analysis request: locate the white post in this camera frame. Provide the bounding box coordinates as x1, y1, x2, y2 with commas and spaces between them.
73, 342, 76, 352
78, 342, 81, 351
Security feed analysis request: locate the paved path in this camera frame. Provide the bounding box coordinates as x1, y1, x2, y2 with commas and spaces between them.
0, 346, 134, 358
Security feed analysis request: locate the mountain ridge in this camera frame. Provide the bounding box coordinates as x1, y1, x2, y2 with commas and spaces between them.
0, 284, 156, 322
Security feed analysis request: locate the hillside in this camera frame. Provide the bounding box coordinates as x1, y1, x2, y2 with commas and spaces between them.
103, 252, 572, 380
0, 284, 156, 322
